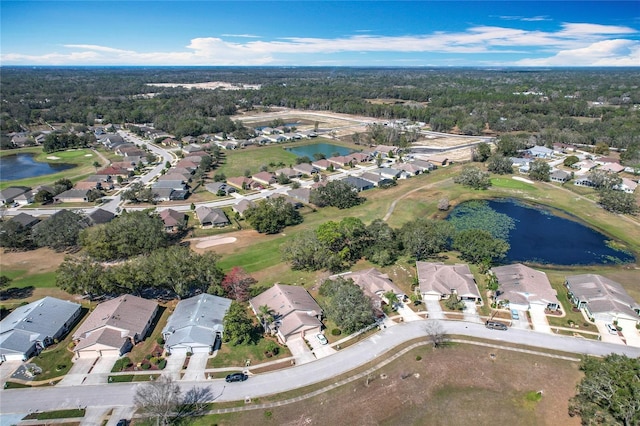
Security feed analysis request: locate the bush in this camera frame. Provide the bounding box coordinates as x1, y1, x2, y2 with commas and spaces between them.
112, 357, 132, 372
416, 355, 422, 361
156, 337, 165, 345
141, 362, 151, 370
158, 359, 167, 370
331, 328, 342, 336
150, 357, 159, 365
186, 352, 193, 357
145, 354, 153, 360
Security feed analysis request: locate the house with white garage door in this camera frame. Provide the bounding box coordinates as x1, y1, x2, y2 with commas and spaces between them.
416, 262, 482, 303
491, 264, 560, 312
162, 293, 232, 355
72, 295, 157, 358
331, 268, 406, 309
565, 274, 640, 325
0, 297, 82, 362
249, 284, 323, 344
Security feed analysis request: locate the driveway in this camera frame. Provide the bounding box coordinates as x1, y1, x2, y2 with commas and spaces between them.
162, 352, 186, 380
529, 305, 551, 333
182, 352, 209, 381
0, 360, 22, 386
462, 301, 481, 323
396, 303, 422, 322
306, 333, 337, 359
57, 356, 98, 387
82, 355, 117, 385
618, 319, 640, 348
424, 300, 444, 319
286, 336, 315, 365
595, 321, 624, 344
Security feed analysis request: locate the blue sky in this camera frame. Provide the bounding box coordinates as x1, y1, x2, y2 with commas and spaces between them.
1, 1, 639, 66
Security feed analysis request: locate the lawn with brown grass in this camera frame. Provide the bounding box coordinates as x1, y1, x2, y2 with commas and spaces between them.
195, 344, 582, 426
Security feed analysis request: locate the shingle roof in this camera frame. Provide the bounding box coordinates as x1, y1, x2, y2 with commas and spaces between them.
492, 264, 559, 307
334, 268, 405, 304
417, 262, 481, 299
566, 274, 639, 319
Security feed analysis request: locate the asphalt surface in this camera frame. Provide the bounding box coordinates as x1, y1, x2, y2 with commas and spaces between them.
2, 319, 639, 417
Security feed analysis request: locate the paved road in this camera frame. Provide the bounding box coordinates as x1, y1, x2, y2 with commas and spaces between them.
2, 319, 639, 417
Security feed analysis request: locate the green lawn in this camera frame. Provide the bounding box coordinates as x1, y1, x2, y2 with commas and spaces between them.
1, 271, 57, 289
216, 145, 299, 177
491, 177, 537, 190
208, 337, 290, 368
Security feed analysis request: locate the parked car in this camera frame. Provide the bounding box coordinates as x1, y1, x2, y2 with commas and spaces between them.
485, 321, 508, 331
605, 323, 618, 335
510, 309, 520, 320
116, 420, 129, 426
225, 372, 248, 383
316, 333, 328, 345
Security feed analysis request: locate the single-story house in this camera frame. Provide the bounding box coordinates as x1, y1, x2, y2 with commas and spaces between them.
10, 212, 40, 228
312, 159, 333, 170
175, 160, 199, 171
227, 176, 262, 191
350, 152, 372, 163
360, 172, 394, 187
327, 156, 353, 168
573, 160, 598, 171
332, 268, 405, 308
550, 169, 571, 183
374, 145, 398, 157
152, 180, 187, 191
252, 171, 276, 186
195, 206, 229, 227
410, 159, 436, 172
292, 163, 319, 175
526, 146, 554, 158
0, 186, 32, 205
416, 262, 482, 303
565, 274, 640, 324
233, 199, 256, 216
205, 182, 236, 196
574, 177, 596, 188
54, 189, 92, 203
395, 163, 423, 176
376, 167, 403, 179
342, 176, 374, 192
491, 264, 560, 311
0, 297, 82, 362
249, 284, 323, 344
73, 295, 158, 358
95, 166, 129, 179
275, 167, 302, 179
617, 178, 638, 194
86, 208, 115, 225
426, 155, 449, 166
158, 208, 186, 232
158, 173, 189, 183
182, 143, 202, 154
600, 163, 625, 173
287, 187, 311, 204
162, 294, 232, 355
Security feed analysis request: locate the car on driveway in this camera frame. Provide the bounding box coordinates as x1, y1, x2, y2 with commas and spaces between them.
510, 309, 520, 320
316, 333, 328, 345
485, 321, 508, 330
225, 372, 248, 383
606, 323, 618, 335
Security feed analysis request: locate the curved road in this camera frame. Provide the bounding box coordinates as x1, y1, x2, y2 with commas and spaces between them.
1, 319, 638, 416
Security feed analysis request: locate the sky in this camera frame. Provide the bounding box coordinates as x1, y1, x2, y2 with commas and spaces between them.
1, 1, 639, 67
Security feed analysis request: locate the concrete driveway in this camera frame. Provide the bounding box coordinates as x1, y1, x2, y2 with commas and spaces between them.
182, 352, 209, 381
306, 333, 336, 359
618, 319, 640, 347
396, 303, 422, 322
162, 352, 186, 380
529, 305, 551, 333
462, 301, 481, 323
0, 360, 22, 386
286, 336, 315, 365
82, 356, 117, 385
57, 356, 98, 387
424, 299, 444, 319
595, 321, 624, 344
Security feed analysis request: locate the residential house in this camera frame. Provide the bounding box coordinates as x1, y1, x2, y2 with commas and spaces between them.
0, 297, 82, 361
491, 264, 560, 311
293, 163, 319, 175
158, 173, 189, 184
565, 274, 640, 324
410, 159, 436, 172
96, 166, 129, 180
573, 159, 598, 171
227, 176, 261, 191
175, 160, 199, 171
233, 199, 256, 216
158, 208, 186, 232
395, 163, 424, 176
375, 167, 403, 179
349, 152, 372, 163
342, 176, 374, 192
312, 159, 333, 170
249, 284, 323, 344
153, 180, 187, 192
617, 178, 638, 194
275, 167, 302, 179
600, 163, 625, 173
54, 189, 92, 203
162, 294, 232, 355
10, 213, 40, 228
72, 295, 158, 358
205, 182, 236, 196
360, 172, 394, 187
574, 177, 596, 188
332, 269, 405, 309
0, 187, 32, 205
327, 156, 352, 168
195, 206, 229, 227
11, 190, 34, 206
86, 208, 115, 225
416, 262, 482, 303
287, 187, 311, 204
252, 171, 276, 186
526, 146, 554, 158
550, 169, 571, 183
97, 134, 125, 149
426, 155, 449, 167
374, 145, 398, 157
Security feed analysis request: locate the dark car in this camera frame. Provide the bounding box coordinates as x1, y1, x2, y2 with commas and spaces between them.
225, 372, 248, 383
485, 321, 508, 330
116, 420, 129, 426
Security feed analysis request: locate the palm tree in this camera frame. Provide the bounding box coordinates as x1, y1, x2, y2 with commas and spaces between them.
258, 305, 273, 334
384, 291, 399, 309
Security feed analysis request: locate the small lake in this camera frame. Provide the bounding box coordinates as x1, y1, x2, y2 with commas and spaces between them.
450, 199, 635, 265
0, 153, 75, 181
285, 143, 353, 158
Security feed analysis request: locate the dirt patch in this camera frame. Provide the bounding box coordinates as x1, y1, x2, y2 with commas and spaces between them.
1, 248, 66, 275
193, 236, 238, 249
189, 229, 264, 255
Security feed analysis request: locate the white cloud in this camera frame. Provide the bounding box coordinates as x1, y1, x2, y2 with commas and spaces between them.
1, 22, 638, 66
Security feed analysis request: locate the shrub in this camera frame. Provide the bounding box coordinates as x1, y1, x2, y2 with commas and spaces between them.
145, 354, 152, 360
416, 355, 422, 361
150, 357, 159, 365
112, 357, 132, 372
186, 352, 193, 357
331, 328, 342, 336
158, 359, 167, 370
141, 362, 151, 370
156, 337, 165, 345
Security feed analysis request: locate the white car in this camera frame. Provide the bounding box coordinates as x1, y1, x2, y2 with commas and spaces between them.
316, 333, 328, 345
605, 323, 618, 335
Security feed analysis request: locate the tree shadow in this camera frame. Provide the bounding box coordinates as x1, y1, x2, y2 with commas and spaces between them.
0, 286, 35, 301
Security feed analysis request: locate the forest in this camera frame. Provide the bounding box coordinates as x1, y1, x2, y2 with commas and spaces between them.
1, 67, 639, 157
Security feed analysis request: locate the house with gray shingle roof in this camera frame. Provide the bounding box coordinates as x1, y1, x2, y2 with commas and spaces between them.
162, 294, 232, 355
332, 268, 405, 309
565, 274, 640, 324
10, 212, 40, 228
195, 206, 229, 227
0, 297, 82, 361
0, 187, 32, 205
72, 295, 157, 358
491, 264, 560, 311
417, 262, 482, 303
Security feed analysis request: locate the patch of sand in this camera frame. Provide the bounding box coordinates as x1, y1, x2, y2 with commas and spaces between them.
513, 176, 535, 184
84, 154, 93, 157
46, 156, 61, 160
195, 236, 237, 249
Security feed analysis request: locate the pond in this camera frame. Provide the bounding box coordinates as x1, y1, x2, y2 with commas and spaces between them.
0, 153, 75, 181
449, 199, 635, 265
285, 143, 353, 158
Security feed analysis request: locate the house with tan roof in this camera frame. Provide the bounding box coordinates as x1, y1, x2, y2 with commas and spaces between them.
249, 284, 323, 344
565, 274, 640, 324
195, 206, 229, 227
312, 159, 333, 170
331, 268, 405, 308
227, 176, 262, 191
252, 171, 276, 186
491, 264, 560, 311
416, 262, 482, 303
158, 208, 186, 232
72, 295, 157, 358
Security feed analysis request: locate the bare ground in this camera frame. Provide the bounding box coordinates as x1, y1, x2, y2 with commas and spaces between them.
1, 247, 66, 275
